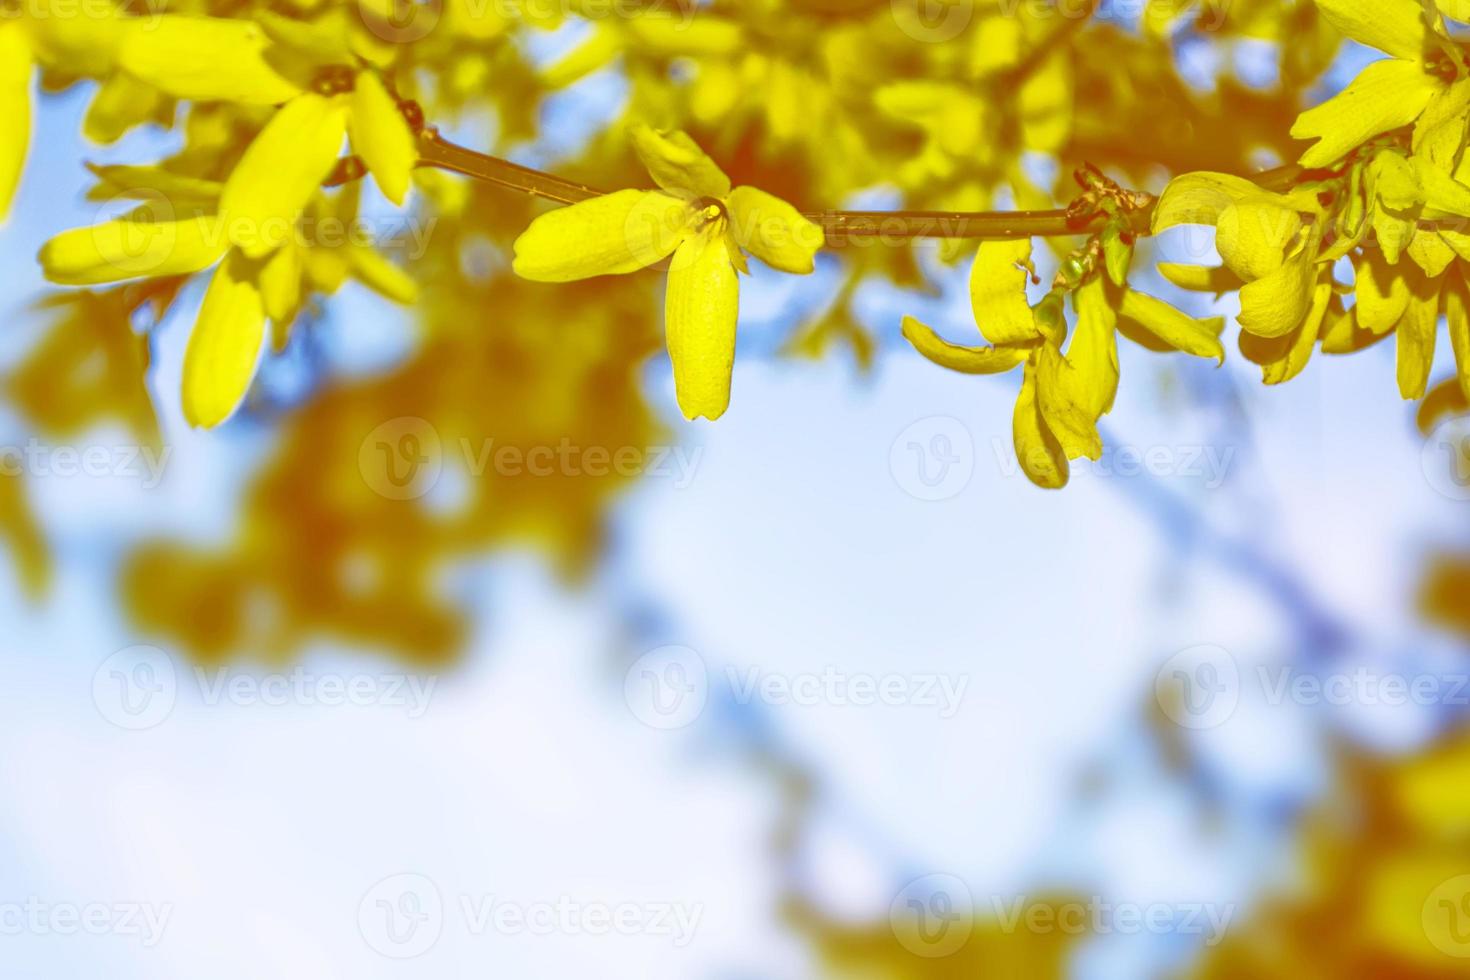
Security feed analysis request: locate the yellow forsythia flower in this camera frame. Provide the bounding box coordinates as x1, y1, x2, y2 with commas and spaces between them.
220, 73, 416, 258
905, 239, 1220, 489
1292, 0, 1462, 168
512, 125, 823, 420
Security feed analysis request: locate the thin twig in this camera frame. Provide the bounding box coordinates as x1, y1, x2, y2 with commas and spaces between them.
408, 129, 1309, 246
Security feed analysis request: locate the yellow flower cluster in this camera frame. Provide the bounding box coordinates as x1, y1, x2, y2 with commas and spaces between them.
903, 235, 1224, 489
9, 0, 1470, 494
30, 14, 419, 427
1159, 0, 1470, 402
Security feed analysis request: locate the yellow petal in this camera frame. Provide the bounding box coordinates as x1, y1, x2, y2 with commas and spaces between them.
1036, 343, 1103, 461
24, 0, 125, 74
85, 164, 223, 205
1013, 358, 1068, 490
1018, 51, 1072, 153
182, 252, 268, 429
1415, 154, 1470, 216
348, 71, 416, 206
513, 190, 690, 282
629, 125, 730, 200
625, 17, 742, 57
1241, 276, 1331, 385
1315, 0, 1431, 60
1291, 59, 1438, 169
118, 15, 301, 106
1448, 267, 1470, 401
1238, 240, 1318, 339
725, 186, 823, 274
39, 214, 227, 285
1216, 200, 1302, 280
1152, 172, 1276, 232
1371, 151, 1422, 212
971, 239, 1040, 346
900, 316, 1027, 375
1070, 277, 1121, 419
1407, 228, 1458, 277
83, 71, 163, 146
349, 245, 418, 304
0, 24, 30, 221
220, 94, 348, 259
1419, 377, 1470, 434
1397, 266, 1440, 399
969, 17, 1023, 76
1118, 289, 1226, 362
1355, 251, 1411, 333
665, 228, 739, 421
1441, 226, 1470, 261
258, 240, 301, 322
1157, 262, 1243, 293
1321, 294, 1394, 354
1374, 208, 1417, 265
1413, 77, 1470, 171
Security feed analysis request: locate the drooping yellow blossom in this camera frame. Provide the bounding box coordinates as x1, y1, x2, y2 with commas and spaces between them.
1153, 171, 1339, 384
905, 239, 1220, 489
39, 175, 416, 429
512, 125, 823, 420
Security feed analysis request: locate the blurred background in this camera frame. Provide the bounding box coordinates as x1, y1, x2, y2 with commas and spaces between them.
4, 1, 1470, 977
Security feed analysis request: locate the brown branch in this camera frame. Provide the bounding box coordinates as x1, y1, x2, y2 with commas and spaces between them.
404, 128, 1308, 247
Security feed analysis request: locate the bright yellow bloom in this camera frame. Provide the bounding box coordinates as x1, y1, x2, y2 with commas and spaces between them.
219, 73, 416, 259
1292, 0, 1463, 169
38, 174, 416, 429
512, 125, 823, 420
1153, 171, 1334, 381
906, 239, 1220, 489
